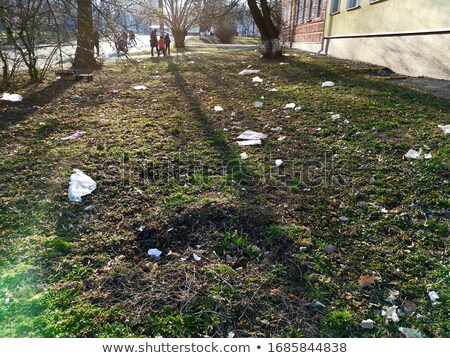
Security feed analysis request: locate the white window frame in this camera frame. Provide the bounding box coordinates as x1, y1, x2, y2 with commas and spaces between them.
330, 0, 341, 14
346, 0, 360, 10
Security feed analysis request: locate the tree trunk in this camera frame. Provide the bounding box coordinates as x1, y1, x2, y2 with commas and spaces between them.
247, 0, 281, 57
73, 0, 97, 68
173, 29, 187, 48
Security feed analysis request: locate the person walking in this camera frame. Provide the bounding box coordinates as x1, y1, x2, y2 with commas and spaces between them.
150, 29, 158, 57
158, 35, 166, 56
128, 30, 137, 47
164, 33, 171, 56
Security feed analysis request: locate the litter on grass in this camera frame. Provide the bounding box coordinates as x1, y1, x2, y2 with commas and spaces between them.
398, 327, 422, 338
255, 101, 263, 108
279, 62, 288, 65
305, 300, 326, 309
239, 69, 260, 75
133, 85, 147, 90
382, 306, 400, 323
331, 114, 341, 120
214, 105, 224, 112
360, 319, 375, 329
147, 248, 162, 258
277, 136, 286, 141
68, 169, 97, 202
275, 159, 283, 167
404, 149, 432, 160
321, 81, 335, 87
268, 88, 278, 92
240, 152, 249, 160
428, 291, 439, 301
252, 76, 263, 83
237, 139, 261, 146
295, 106, 305, 111
1, 93, 23, 102
271, 126, 282, 132
285, 103, 296, 109
237, 130, 268, 140
438, 124, 450, 134
192, 253, 201, 261
62, 131, 86, 140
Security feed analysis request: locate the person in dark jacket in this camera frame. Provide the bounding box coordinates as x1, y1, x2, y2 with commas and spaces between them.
150, 29, 158, 57
164, 33, 171, 56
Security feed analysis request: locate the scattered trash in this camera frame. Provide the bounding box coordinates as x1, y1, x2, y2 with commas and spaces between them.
252, 76, 263, 83
294, 106, 305, 111
73, 95, 81, 100
339, 216, 348, 222
133, 85, 147, 90
240, 152, 249, 160
381, 207, 388, 214
83, 205, 94, 212
214, 105, 224, 112
382, 305, 399, 323
237, 130, 268, 140
4, 297, 10, 305
398, 327, 422, 338
438, 124, 450, 134
305, 300, 326, 309
279, 62, 288, 65
321, 81, 335, 87
147, 248, 162, 259
213, 294, 224, 301
237, 139, 262, 146
277, 136, 286, 141
400, 301, 416, 317
239, 69, 260, 76
268, 88, 278, 92
192, 253, 201, 261
285, 103, 296, 109
226, 254, 237, 264
299, 247, 307, 252
324, 244, 335, 254
404, 149, 432, 160
331, 114, 341, 120
1, 93, 23, 102
342, 119, 350, 125
188, 61, 195, 64
61, 131, 86, 140
275, 159, 283, 167
271, 126, 282, 132
68, 169, 97, 202
428, 291, 439, 301
385, 289, 400, 304
255, 101, 263, 108
359, 274, 376, 288
360, 319, 375, 329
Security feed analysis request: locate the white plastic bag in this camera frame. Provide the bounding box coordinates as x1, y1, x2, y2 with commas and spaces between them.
68, 169, 97, 202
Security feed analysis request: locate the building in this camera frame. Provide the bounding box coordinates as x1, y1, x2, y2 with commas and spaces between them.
284, 0, 450, 80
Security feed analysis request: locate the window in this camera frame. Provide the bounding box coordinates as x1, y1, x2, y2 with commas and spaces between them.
346, 0, 360, 9
301, 0, 307, 22
330, 0, 340, 14
295, 0, 301, 24
316, 0, 323, 18
308, 0, 314, 20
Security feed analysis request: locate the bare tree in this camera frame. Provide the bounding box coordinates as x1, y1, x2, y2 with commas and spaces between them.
73, 0, 97, 67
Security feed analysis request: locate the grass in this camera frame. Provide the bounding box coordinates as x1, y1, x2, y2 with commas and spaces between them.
0, 48, 449, 338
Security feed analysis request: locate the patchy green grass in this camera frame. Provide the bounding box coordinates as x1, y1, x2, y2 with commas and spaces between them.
0, 49, 449, 338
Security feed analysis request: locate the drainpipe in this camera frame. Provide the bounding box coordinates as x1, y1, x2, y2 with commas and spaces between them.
318, 0, 328, 54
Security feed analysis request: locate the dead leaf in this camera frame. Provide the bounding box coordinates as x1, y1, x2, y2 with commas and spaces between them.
359, 274, 376, 288
287, 293, 302, 301
270, 288, 280, 295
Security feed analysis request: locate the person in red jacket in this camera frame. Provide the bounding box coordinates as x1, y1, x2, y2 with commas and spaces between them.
158, 36, 166, 56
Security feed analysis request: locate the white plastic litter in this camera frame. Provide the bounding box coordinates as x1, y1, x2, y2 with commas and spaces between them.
147, 248, 162, 258
239, 69, 260, 75
279, 62, 288, 65
382, 305, 399, 323
255, 101, 263, 108
237, 130, 268, 140
132, 85, 147, 90
252, 76, 263, 83
2, 93, 23, 102
398, 327, 422, 338
68, 169, 96, 202
321, 81, 335, 87
237, 139, 261, 146
214, 105, 224, 112
285, 103, 296, 109
277, 136, 286, 141
438, 124, 450, 134
275, 159, 283, 167
240, 152, 249, 160
404, 149, 432, 160
428, 291, 439, 301
331, 114, 341, 120
271, 126, 282, 132
360, 319, 374, 329
268, 88, 278, 92
294, 106, 305, 111
192, 253, 201, 261
62, 131, 86, 140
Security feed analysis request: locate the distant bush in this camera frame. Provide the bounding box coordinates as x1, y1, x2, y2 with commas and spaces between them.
215, 23, 236, 44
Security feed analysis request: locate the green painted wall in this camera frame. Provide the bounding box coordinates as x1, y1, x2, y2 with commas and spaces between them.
326, 0, 450, 35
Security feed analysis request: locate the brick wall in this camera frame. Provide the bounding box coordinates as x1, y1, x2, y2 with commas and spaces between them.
288, 0, 326, 43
